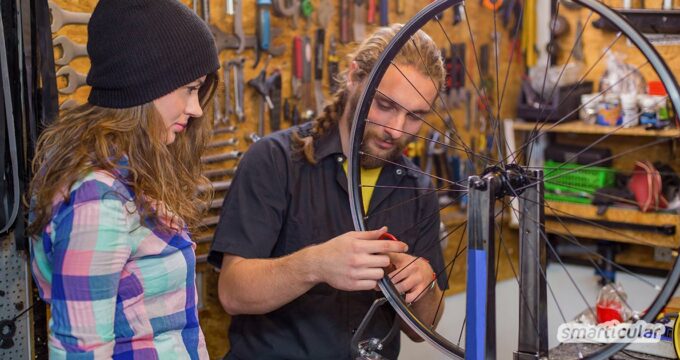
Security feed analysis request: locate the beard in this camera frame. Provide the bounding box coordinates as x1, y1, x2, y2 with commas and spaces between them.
359, 130, 410, 169
343, 86, 412, 169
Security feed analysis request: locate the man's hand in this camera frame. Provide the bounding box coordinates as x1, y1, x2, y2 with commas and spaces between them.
387, 252, 437, 304
310, 227, 409, 292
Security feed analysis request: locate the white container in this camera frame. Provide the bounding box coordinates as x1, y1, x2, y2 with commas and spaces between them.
580, 93, 601, 125
620, 93, 639, 127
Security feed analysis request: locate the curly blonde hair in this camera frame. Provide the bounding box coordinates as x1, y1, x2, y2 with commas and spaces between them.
293, 24, 445, 163
28, 74, 217, 236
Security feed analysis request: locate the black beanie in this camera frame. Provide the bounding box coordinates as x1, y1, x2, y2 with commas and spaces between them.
86, 0, 220, 108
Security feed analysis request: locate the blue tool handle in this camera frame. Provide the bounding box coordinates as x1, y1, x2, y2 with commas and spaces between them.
379, 0, 388, 26
257, 0, 271, 51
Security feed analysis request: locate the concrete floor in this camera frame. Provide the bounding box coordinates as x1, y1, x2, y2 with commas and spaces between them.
398, 263, 672, 360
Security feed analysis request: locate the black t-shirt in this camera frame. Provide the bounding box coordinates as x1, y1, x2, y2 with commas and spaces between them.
208, 124, 448, 360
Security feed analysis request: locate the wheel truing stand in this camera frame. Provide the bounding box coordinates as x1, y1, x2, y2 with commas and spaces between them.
465, 167, 547, 360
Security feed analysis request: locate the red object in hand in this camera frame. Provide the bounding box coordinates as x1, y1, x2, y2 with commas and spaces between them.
380, 233, 398, 241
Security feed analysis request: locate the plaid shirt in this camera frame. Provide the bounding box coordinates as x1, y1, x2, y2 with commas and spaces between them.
30, 168, 208, 359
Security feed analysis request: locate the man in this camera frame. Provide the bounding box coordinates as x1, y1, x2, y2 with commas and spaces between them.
208, 24, 448, 359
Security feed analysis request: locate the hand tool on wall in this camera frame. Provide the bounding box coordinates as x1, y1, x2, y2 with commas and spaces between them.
56, 66, 87, 94
283, 99, 292, 123
314, 29, 326, 116
248, 57, 274, 137
207, 137, 239, 148
292, 36, 303, 99
233, 0, 245, 53
453, 3, 465, 25
48, 1, 91, 33
379, 0, 388, 26
292, 104, 301, 126
255, 0, 272, 68
449, 43, 466, 108
53, 35, 87, 66
327, 35, 340, 95
317, 0, 334, 28
340, 0, 351, 44
203, 167, 237, 178
301, 0, 314, 27
367, 0, 376, 24
301, 36, 315, 117
267, 69, 282, 132
202, 0, 211, 21
272, 0, 299, 17
210, 25, 283, 54
226, 0, 234, 15
212, 124, 237, 135
223, 62, 233, 122
574, 19, 585, 62
396, 0, 405, 15
201, 151, 243, 164
213, 97, 222, 126
225, 57, 246, 123
198, 180, 232, 193
353, 0, 366, 43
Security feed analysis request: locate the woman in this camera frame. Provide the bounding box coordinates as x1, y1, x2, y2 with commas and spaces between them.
28, 0, 219, 358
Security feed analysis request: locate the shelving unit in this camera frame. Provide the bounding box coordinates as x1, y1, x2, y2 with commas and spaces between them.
507, 118, 680, 271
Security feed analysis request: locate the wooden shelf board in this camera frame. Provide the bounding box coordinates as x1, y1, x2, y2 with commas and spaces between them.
543, 202, 679, 248
510, 119, 680, 138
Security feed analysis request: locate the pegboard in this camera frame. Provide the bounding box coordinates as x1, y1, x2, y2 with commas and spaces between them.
0, 235, 32, 360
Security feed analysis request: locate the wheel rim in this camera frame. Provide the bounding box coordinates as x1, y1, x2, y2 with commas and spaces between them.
347, 0, 680, 358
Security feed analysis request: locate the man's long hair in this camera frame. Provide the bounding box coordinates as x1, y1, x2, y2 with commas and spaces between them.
28, 74, 217, 236
292, 24, 446, 164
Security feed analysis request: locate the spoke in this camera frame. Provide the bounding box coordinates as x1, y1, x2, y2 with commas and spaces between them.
360, 184, 466, 192
359, 151, 465, 188
366, 113, 494, 163
409, 37, 462, 138
440, 222, 468, 330
488, 5, 508, 171
366, 183, 466, 223
392, 193, 469, 241
388, 61, 476, 160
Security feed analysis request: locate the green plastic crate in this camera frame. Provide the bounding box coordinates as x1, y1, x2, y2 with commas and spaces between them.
543, 160, 615, 204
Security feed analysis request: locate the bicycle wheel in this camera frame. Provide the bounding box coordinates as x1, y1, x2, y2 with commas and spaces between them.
347, 0, 680, 358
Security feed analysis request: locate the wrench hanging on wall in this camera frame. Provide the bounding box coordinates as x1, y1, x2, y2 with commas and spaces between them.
313, 28, 326, 116
48, 1, 91, 33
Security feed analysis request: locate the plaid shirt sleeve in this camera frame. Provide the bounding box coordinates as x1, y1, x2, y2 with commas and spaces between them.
47, 195, 132, 359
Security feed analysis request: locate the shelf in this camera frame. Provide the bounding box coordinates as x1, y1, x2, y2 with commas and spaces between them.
593, 9, 680, 35
509, 119, 680, 138
543, 202, 680, 248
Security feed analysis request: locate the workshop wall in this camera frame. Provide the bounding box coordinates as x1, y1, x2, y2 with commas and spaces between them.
51, 0, 523, 357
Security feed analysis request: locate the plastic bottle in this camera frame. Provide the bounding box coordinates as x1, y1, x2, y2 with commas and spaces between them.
620, 93, 638, 128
